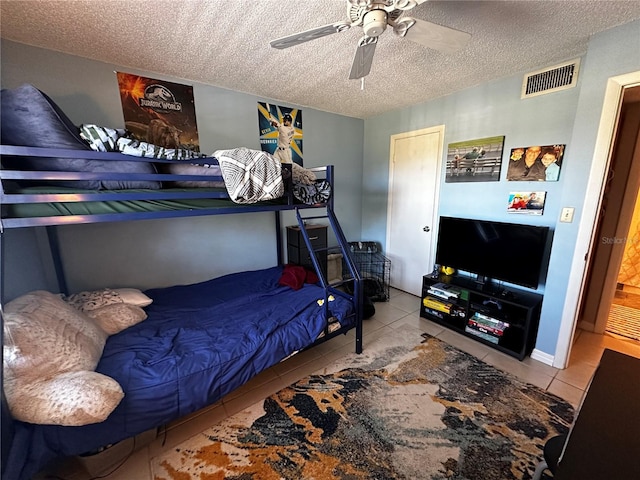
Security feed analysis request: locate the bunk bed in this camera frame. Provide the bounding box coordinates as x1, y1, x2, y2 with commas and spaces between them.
0, 86, 363, 480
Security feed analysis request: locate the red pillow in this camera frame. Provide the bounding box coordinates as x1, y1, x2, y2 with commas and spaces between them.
278, 264, 321, 290
305, 268, 319, 285
278, 264, 307, 290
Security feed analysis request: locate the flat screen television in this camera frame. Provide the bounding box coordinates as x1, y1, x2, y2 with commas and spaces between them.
435, 216, 550, 290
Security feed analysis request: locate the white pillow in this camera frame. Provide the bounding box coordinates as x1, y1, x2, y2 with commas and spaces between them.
112, 288, 153, 307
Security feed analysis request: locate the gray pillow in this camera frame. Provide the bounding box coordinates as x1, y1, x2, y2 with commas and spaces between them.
0, 84, 160, 189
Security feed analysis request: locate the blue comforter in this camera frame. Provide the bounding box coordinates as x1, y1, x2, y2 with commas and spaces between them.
4, 266, 355, 480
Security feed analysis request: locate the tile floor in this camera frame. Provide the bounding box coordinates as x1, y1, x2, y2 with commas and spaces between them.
41, 288, 640, 480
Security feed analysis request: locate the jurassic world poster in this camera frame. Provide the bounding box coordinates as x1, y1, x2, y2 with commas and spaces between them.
116, 72, 200, 151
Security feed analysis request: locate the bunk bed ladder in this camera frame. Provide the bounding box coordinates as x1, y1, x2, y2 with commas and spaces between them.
295, 208, 363, 354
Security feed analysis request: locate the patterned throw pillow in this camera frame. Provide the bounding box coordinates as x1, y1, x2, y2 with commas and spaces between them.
64, 287, 152, 312
87, 303, 147, 335
79, 124, 126, 152
293, 180, 332, 205
63, 288, 152, 335
64, 288, 123, 312
116, 137, 205, 160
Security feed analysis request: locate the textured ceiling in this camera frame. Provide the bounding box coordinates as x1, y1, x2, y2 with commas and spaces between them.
2, 0, 640, 119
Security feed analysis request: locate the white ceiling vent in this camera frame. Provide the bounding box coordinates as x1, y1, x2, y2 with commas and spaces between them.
521, 59, 580, 99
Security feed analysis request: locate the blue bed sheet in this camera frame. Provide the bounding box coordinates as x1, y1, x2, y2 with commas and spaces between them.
4, 266, 355, 480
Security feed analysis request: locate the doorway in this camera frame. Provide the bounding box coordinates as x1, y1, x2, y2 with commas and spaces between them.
386, 126, 444, 296
555, 72, 640, 369
577, 86, 640, 343
601, 88, 640, 343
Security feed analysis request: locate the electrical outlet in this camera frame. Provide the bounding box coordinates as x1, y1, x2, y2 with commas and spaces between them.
560, 207, 575, 223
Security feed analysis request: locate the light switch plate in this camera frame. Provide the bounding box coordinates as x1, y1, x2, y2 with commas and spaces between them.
560, 207, 575, 223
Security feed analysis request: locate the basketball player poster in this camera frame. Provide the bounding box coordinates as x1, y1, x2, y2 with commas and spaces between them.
116, 72, 200, 151
257, 102, 303, 165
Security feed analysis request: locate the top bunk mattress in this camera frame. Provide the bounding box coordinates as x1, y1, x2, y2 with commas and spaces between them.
4, 186, 287, 219
1, 147, 333, 227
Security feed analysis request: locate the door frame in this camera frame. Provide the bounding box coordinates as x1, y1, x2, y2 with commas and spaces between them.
555, 71, 640, 369
582, 94, 640, 334
386, 125, 444, 293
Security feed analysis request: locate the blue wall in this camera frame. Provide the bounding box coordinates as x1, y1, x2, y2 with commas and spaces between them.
362, 20, 640, 358
1, 40, 364, 295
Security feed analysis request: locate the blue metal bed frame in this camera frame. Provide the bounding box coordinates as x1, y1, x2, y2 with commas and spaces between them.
0, 145, 362, 346
0, 144, 363, 477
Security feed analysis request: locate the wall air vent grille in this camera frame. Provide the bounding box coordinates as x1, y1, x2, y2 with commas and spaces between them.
521, 59, 580, 99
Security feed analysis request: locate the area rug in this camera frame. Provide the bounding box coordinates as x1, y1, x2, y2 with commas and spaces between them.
151, 329, 574, 480
607, 303, 640, 341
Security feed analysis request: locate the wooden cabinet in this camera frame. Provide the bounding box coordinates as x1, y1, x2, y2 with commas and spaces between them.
286, 224, 327, 276
420, 274, 542, 360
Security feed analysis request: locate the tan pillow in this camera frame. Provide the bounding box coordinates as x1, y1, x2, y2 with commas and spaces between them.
5, 371, 123, 426
3, 291, 123, 426
4, 291, 106, 380
87, 303, 147, 335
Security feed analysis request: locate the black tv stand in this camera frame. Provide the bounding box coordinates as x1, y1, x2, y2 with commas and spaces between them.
421, 274, 542, 360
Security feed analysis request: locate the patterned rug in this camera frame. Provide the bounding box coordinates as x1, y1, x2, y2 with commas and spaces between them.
607, 303, 640, 341
151, 330, 574, 480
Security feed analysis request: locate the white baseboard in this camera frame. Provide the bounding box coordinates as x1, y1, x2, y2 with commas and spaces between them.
530, 348, 554, 366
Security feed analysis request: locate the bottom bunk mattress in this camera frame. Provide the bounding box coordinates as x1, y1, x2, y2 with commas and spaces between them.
4, 266, 356, 480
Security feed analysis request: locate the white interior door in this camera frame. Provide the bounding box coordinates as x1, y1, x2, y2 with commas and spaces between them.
386, 126, 444, 296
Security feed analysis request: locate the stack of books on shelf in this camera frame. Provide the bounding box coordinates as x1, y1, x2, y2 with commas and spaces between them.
423, 283, 465, 319
465, 312, 510, 345
428, 282, 462, 300
423, 297, 451, 318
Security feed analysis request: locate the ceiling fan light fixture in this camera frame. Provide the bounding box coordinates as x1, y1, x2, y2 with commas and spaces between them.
394, 17, 416, 37
393, 0, 418, 10
358, 35, 378, 47
362, 9, 388, 37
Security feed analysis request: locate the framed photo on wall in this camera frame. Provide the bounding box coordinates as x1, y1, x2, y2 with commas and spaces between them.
507, 191, 546, 215
446, 136, 505, 183
506, 144, 565, 181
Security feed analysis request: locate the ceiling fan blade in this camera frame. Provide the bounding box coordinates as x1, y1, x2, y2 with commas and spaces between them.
270, 22, 350, 49
402, 18, 471, 54
349, 36, 378, 80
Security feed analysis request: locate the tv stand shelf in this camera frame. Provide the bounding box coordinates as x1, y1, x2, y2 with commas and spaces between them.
420, 274, 542, 360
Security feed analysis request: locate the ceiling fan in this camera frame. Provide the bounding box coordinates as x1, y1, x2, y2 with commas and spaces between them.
270, 0, 471, 80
